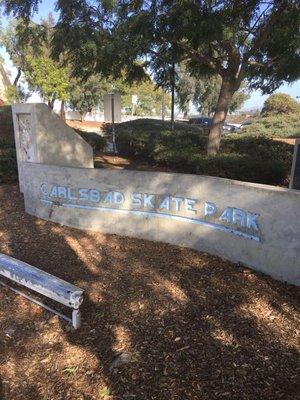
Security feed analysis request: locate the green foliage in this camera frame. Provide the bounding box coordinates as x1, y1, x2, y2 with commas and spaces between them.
188, 153, 289, 185
116, 119, 293, 185
75, 130, 107, 152
0, 106, 13, 131
242, 113, 300, 138
25, 56, 69, 106
176, 64, 195, 116
0, 18, 46, 85
115, 119, 204, 158
122, 80, 170, 116
1, 15, 71, 106
4, 85, 27, 104
193, 75, 250, 116
261, 93, 300, 116
0, 138, 18, 184
3, 0, 300, 155
69, 75, 109, 118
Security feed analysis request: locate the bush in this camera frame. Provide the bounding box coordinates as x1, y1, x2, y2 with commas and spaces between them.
153, 136, 293, 185
75, 130, 107, 152
242, 113, 300, 138
189, 153, 289, 185
116, 119, 294, 186
0, 139, 18, 184
116, 118, 205, 159
261, 93, 300, 116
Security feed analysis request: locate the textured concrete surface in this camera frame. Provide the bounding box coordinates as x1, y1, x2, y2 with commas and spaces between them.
23, 163, 300, 286
12, 103, 93, 192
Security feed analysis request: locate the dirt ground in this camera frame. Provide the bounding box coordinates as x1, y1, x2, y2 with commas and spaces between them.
0, 184, 299, 400
273, 137, 297, 146
66, 120, 106, 131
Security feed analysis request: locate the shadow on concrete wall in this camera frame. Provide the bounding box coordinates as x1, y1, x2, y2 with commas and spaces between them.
0, 184, 299, 400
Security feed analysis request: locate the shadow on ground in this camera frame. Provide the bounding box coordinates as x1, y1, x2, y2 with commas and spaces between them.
0, 184, 299, 400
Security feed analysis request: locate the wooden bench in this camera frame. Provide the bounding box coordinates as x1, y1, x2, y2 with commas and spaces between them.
0, 253, 84, 329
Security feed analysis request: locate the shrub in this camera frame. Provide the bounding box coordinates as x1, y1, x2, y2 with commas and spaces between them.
153, 136, 293, 185
116, 119, 294, 186
261, 93, 300, 116
0, 142, 18, 184
75, 130, 107, 152
242, 113, 300, 138
116, 129, 157, 158
116, 119, 206, 159
189, 153, 289, 185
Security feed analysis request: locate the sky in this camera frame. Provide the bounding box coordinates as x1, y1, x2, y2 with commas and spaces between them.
1, 0, 299, 111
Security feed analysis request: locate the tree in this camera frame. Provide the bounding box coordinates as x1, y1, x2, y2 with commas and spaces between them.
193, 76, 221, 117
122, 79, 171, 117
25, 56, 69, 108
261, 93, 300, 115
176, 63, 196, 118
2, 15, 71, 111
3, 1, 300, 154
193, 76, 250, 116
68, 75, 109, 121
0, 18, 45, 85
4, 84, 28, 104
176, 69, 249, 117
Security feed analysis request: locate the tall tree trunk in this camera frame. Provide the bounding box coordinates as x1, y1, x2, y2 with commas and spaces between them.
60, 100, 66, 121
48, 99, 55, 109
207, 77, 235, 155
13, 67, 22, 86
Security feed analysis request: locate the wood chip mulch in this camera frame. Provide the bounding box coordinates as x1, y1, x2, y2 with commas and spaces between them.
0, 184, 299, 400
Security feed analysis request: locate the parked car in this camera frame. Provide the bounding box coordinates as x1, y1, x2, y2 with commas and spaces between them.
189, 116, 213, 127
223, 122, 239, 133
238, 120, 253, 130
189, 117, 239, 134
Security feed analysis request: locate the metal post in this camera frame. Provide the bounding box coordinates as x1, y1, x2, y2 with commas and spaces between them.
111, 93, 116, 154
72, 309, 81, 330
171, 62, 175, 131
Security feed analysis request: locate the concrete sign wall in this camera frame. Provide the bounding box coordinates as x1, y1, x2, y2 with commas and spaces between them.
12, 103, 94, 192
22, 163, 300, 286
11, 103, 300, 286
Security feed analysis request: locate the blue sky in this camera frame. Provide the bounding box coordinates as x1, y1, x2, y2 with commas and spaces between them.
1, 0, 299, 111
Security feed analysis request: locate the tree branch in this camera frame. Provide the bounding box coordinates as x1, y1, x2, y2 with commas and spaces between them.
175, 40, 220, 73
244, 2, 288, 60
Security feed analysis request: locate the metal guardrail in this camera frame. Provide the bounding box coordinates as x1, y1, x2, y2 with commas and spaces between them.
0, 253, 84, 329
